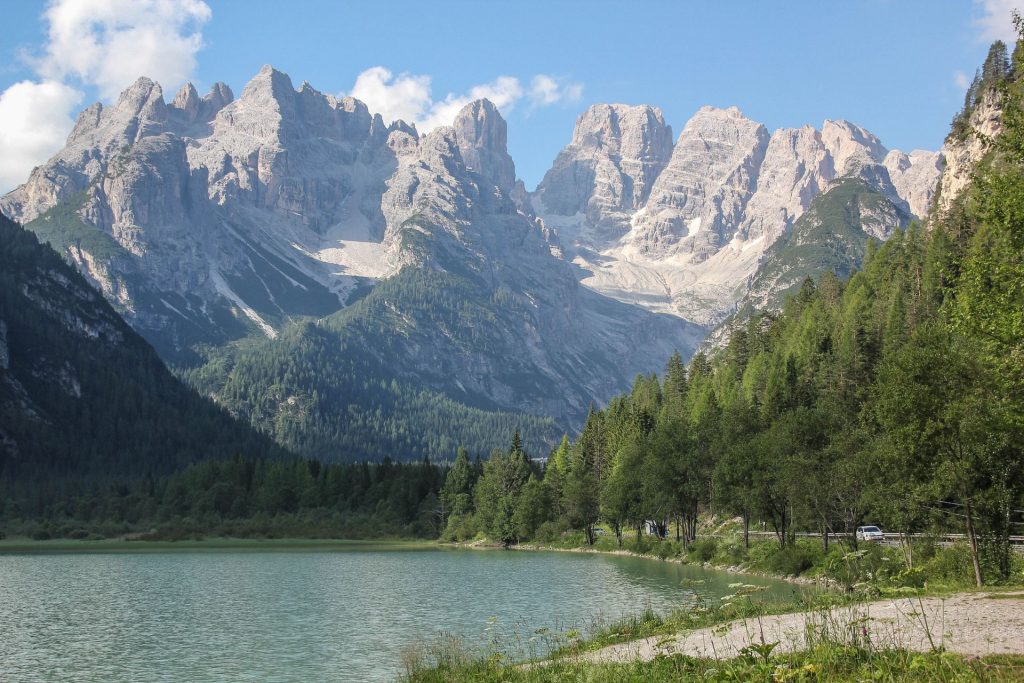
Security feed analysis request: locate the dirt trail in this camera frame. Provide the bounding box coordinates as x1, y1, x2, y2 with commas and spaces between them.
580, 592, 1024, 664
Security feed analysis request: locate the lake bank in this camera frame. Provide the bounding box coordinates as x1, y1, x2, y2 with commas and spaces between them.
0, 537, 435, 553
451, 538, 833, 588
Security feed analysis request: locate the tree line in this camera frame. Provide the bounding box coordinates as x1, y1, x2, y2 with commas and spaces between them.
1, 457, 446, 540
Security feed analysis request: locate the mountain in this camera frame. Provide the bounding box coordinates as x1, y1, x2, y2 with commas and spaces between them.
0, 213, 287, 481
707, 57, 1006, 343
533, 106, 942, 326
0, 65, 951, 461
744, 177, 911, 311
1, 67, 702, 460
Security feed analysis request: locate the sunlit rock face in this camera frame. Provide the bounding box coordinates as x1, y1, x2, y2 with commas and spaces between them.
534, 105, 942, 326
0, 67, 704, 427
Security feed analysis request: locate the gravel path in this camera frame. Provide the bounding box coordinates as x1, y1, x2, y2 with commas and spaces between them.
579, 592, 1024, 664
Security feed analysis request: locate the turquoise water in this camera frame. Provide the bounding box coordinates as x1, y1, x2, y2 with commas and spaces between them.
0, 546, 800, 682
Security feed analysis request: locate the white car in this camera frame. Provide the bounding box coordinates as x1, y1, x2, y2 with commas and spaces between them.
856, 525, 885, 542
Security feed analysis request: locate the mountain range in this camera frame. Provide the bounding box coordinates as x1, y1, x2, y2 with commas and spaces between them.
0, 65, 955, 461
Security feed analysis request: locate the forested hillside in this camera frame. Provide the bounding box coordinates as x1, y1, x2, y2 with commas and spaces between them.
439, 39, 1024, 586
0, 214, 287, 482
743, 177, 910, 312
182, 266, 562, 462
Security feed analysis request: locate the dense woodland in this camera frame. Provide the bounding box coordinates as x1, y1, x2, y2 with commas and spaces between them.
437, 39, 1024, 586
181, 268, 560, 463
1, 457, 446, 540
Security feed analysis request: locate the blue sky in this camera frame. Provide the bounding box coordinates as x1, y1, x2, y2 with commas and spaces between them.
0, 0, 1018, 191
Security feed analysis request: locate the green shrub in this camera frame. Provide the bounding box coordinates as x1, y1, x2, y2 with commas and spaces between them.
688, 538, 718, 563
748, 540, 823, 576
623, 534, 656, 555
920, 542, 975, 586
715, 536, 748, 565
440, 513, 478, 542
532, 521, 564, 544
654, 540, 679, 560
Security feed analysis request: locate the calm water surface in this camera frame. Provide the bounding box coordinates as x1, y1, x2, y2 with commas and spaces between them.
0, 545, 800, 682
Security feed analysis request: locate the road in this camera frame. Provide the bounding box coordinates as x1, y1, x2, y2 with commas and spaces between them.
731, 530, 1024, 550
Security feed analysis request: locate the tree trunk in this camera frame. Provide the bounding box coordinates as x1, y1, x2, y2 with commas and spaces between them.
823, 526, 829, 553
743, 512, 750, 550
964, 499, 983, 588
900, 532, 913, 569
773, 509, 787, 549
585, 526, 595, 546
637, 524, 642, 544
675, 514, 681, 542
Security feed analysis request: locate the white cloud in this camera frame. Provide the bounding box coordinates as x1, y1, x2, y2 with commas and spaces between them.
347, 67, 583, 132
954, 70, 971, 90
974, 0, 1020, 43
0, 80, 81, 191
349, 67, 433, 127
419, 76, 524, 131
38, 0, 211, 100
529, 75, 583, 106
0, 0, 210, 193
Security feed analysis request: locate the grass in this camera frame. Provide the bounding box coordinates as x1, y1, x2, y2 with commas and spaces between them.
420, 531, 1024, 680
400, 583, 1024, 682
516, 524, 1024, 594
402, 648, 1024, 682
545, 585, 842, 655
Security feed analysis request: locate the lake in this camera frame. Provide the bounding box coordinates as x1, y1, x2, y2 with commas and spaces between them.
0, 544, 801, 682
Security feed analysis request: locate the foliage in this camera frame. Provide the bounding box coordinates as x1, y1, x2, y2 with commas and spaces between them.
0, 457, 446, 540
182, 267, 560, 463
435, 38, 1024, 586
403, 647, 1024, 683
0, 214, 287, 482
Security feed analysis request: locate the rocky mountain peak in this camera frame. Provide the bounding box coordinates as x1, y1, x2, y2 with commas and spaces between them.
533, 102, 673, 235
44, 76, 171, 165
735, 124, 831, 242
116, 77, 165, 115
629, 105, 769, 258
172, 82, 200, 120
821, 119, 887, 175
206, 82, 234, 109
239, 65, 297, 110
453, 99, 516, 192
569, 103, 672, 156
883, 149, 944, 218
168, 81, 234, 129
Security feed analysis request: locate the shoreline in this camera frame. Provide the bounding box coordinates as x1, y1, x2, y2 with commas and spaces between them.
448, 539, 832, 588
0, 537, 436, 553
